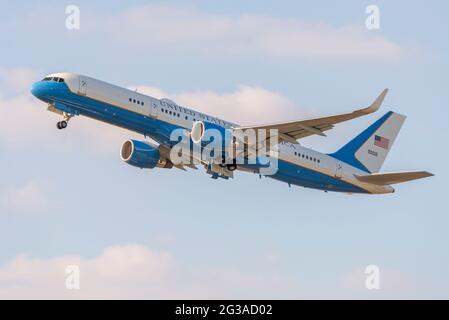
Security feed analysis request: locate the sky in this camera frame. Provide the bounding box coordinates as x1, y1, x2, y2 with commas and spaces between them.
0, 0, 447, 299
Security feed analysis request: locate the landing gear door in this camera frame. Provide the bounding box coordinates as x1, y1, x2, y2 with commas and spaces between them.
78, 76, 87, 96
335, 162, 343, 179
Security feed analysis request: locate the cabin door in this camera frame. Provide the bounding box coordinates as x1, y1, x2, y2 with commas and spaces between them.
78, 76, 87, 95
335, 162, 343, 179
150, 101, 158, 118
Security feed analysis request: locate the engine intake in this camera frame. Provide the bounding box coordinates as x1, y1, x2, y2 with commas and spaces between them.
120, 140, 161, 169
191, 121, 232, 147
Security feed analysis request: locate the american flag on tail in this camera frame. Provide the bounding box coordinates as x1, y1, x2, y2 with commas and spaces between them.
374, 135, 389, 149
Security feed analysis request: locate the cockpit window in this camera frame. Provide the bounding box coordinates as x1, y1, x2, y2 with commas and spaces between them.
42, 77, 65, 83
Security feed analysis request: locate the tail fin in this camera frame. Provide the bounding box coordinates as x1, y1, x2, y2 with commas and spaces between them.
330, 111, 406, 173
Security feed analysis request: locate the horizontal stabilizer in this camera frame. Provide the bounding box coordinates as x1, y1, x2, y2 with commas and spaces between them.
355, 171, 434, 186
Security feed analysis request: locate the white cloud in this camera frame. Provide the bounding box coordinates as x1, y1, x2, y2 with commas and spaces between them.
0, 244, 301, 299
1, 182, 48, 212
0, 67, 38, 95
0, 94, 53, 140
92, 5, 405, 61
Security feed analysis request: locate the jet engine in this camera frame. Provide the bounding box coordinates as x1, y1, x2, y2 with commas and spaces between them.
191, 121, 234, 149
120, 140, 172, 169
190, 120, 238, 168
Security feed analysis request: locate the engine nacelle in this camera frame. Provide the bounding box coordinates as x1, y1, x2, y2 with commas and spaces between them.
191, 120, 233, 148
120, 140, 161, 169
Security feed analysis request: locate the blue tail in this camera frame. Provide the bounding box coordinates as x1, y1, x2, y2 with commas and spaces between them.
328, 111, 406, 173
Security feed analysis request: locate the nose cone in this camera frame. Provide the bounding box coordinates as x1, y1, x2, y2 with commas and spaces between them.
30, 81, 49, 100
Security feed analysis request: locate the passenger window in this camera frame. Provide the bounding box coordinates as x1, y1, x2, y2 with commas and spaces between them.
133, 99, 136, 103
142, 102, 144, 106
185, 116, 188, 120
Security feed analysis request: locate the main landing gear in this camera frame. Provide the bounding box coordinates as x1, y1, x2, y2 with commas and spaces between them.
218, 158, 237, 172
56, 113, 73, 130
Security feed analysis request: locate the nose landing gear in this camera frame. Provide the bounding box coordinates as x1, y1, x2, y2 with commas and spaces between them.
56, 121, 68, 129
56, 112, 73, 130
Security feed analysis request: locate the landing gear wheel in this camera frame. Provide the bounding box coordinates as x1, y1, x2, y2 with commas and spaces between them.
57, 121, 68, 130
227, 164, 237, 171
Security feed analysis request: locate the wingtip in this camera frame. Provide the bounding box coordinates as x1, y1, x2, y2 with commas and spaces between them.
372, 88, 389, 110
362, 88, 389, 114
414, 171, 434, 180
424, 171, 435, 177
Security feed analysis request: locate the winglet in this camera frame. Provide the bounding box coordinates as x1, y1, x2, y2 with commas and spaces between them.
361, 89, 388, 114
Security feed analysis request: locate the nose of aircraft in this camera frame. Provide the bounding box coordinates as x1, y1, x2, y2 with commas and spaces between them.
31, 80, 58, 103
30, 81, 47, 99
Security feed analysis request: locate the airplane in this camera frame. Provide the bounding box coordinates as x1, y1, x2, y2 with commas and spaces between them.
30, 73, 433, 194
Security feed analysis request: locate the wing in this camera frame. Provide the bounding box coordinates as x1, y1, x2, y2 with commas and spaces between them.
236, 89, 388, 144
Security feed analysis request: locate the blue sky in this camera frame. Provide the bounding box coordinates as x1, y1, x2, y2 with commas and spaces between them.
0, 0, 447, 298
